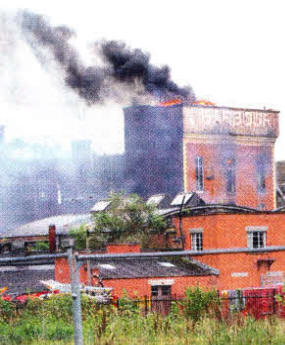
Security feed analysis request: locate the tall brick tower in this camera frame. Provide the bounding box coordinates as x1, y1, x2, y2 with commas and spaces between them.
124, 104, 279, 210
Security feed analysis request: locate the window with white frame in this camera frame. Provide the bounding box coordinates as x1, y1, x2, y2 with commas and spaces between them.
190, 229, 203, 251
246, 226, 267, 249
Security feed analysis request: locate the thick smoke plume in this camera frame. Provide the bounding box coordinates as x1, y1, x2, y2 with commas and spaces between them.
101, 41, 195, 102
19, 11, 106, 104
18, 11, 195, 104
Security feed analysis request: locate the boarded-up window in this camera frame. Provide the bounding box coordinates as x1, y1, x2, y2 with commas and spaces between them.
195, 157, 204, 191
257, 156, 266, 193
225, 158, 236, 193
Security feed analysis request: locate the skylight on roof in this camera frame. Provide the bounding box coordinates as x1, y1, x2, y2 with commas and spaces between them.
158, 262, 176, 268
91, 200, 111, 212
147, 194, 165, 205
99, 264, 116, 270
171, 192, 193, 206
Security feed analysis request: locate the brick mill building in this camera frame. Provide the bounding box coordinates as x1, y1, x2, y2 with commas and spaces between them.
122, 103, 285, 293
3, 102, 285, 297
124, 103, 278, 210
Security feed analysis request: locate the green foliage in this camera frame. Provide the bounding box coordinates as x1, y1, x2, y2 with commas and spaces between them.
43, 294, 73, 321
1, 293, 285, 345
275, 283, 285, 306
0, 299, 16, 322
31, 241, 49, 252
178, 286, 220, 322
117, 290, 140, 315
69, 225, 88, 250
92, 192, 167, 248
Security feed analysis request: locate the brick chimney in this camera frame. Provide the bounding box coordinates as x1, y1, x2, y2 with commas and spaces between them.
48, 224, 56, 253
106, 243, 141, 254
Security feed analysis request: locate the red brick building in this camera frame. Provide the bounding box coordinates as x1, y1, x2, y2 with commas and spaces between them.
183, 106, 279, 210
55, 103, 284, 295
124, 104, 279, 210
55, 244, 219, 297
171, 205, 285, 290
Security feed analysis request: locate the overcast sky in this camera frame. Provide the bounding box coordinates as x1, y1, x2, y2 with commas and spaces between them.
1, 0, 284, 159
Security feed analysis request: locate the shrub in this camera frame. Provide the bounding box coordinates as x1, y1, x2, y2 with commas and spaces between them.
31, 241, 49, 252
116, 290, 140, 315
179, 286, 220, 322
0, 299, 16, 322
43, 294, 73, 321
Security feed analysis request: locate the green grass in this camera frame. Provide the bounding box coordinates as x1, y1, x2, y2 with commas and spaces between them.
1, 293, 285, 345
1, 314, 285, 345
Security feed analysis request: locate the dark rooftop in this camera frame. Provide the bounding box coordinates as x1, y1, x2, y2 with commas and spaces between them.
93, 257, 218, 279
0, 264, 54, 295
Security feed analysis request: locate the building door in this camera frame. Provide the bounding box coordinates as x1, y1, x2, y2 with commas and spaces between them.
151, 285, 172, 315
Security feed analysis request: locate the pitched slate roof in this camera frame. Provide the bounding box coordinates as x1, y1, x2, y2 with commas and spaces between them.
0, 265, 54, 295
93, 257, 218, 279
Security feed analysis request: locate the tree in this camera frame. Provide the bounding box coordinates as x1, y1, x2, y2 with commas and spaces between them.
69, 225, 88, 251
88, 193, 167, 249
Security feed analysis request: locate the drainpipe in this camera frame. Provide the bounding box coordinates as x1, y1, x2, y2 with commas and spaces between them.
86, 226, 91, 286
179, 195, 186, 250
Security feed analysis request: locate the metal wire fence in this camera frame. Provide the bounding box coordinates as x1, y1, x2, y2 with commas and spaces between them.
1, 250, 285, 345
113, 291, 285, 319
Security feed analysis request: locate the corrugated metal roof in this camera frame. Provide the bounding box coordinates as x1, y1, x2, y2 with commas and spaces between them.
1, 214, 92, 238
93, 257, 218, 279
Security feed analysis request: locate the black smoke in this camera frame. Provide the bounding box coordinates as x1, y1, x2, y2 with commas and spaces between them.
18, 11, 195, 104
101, 41, 195, 102
19, 11, 106, 104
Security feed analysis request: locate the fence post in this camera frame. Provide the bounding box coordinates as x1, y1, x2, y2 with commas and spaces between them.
67, 247, 84, 345
144, 295, 148, 315
67, 247, 74, 283
272, 289, 276, 315
73, 256, 84, 345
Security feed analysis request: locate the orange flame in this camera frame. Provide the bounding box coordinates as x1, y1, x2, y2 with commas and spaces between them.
160, 99, 183, 107
159, 99, 216, 107
192, 99, 216, 106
